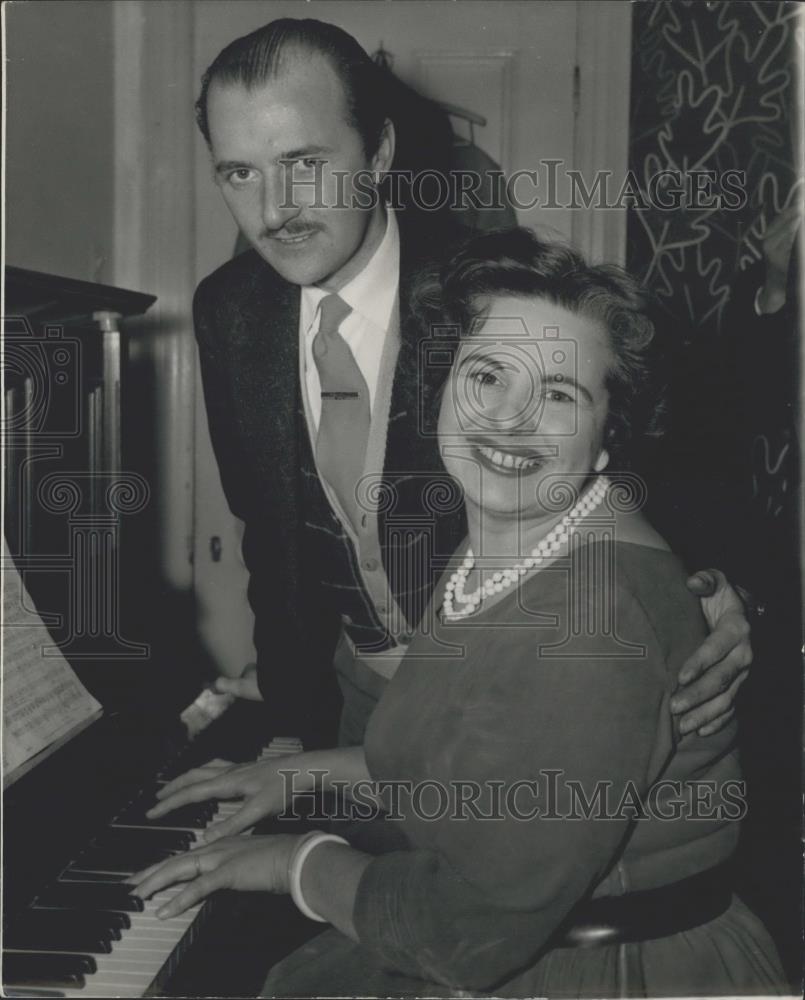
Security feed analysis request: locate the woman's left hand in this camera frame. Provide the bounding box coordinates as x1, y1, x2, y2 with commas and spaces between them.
130, 835, 301, 919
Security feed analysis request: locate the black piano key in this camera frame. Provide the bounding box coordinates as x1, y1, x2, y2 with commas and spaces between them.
26, 908, 129, 935
71, 845, 175, 873
5, 914, 114, 954
3, 973, 84, 991
3, 952, 95, 988
64, 861, 132, 879
35, 884, 144, 913
120, 811, 213, 831
15, 907, 128, 935
143, 788, 218, 819
57, 871, 126, 884
113, 798, 214, 830
92, 828, 194, 852
139, 780, 219, 811
3, 952, 97, 975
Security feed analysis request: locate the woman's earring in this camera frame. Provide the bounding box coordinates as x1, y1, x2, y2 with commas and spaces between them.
594, 449, 610, 473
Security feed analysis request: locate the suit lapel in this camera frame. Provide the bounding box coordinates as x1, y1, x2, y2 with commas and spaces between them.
384, 222, 445, 480
229, 266, 301, 527
380, 219, 467, 625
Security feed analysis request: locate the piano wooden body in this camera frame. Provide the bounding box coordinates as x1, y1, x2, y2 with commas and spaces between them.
2, 269, 316, 995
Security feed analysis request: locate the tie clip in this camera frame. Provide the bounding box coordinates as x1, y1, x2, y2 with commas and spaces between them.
321, 391, 359, 399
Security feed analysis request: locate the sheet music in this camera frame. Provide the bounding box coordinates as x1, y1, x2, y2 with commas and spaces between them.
2, 546, 102, 780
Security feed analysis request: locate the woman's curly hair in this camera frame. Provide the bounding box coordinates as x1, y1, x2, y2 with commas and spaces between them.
411, 227, 668, 468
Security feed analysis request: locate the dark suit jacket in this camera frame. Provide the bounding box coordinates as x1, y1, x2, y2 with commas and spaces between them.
193, 215, 467, 745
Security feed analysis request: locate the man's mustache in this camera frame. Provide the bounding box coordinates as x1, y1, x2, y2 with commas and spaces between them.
260, 221, 324, 240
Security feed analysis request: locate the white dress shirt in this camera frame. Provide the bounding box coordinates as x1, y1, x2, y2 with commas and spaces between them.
300, 209, 401, 432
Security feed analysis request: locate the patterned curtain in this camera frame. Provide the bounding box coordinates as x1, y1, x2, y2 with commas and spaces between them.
627, 9, 802, 985
627, 0, 801, 338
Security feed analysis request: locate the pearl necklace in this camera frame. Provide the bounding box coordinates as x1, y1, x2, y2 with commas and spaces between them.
442, 476, 610, 620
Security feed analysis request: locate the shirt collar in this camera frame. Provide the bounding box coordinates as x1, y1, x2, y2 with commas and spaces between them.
301, 208, 400, 333
336, 207, 399, 329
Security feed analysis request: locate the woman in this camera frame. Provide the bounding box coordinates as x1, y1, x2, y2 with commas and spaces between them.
133, 230, 784, 997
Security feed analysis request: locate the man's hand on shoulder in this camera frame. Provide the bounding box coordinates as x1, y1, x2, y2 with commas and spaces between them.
757, 205, 800, 315
214, 662, 263, 702
671, 569, 752, 737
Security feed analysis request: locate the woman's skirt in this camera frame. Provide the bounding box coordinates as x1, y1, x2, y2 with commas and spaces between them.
261, 893, 787, 998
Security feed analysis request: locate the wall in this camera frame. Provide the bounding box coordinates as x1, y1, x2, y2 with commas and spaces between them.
5, 1, 115, 282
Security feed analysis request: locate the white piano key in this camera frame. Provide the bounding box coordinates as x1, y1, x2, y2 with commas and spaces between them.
133, 912, 196, 929
87, 956, 159, 971
58, 982, 146, 998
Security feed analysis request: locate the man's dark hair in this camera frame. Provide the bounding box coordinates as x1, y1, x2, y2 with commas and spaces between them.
413, 227, 668, 467
195, 18, 388, 158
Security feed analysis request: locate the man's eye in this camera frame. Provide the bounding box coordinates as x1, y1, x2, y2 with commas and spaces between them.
293, 158, 323, 171
228, 168, 255, 185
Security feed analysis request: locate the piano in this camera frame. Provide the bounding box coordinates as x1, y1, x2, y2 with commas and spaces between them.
3, 693, 321, 997
2, 268, 320, 995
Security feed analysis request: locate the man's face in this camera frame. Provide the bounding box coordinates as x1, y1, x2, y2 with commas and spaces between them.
206, 54, 392, 289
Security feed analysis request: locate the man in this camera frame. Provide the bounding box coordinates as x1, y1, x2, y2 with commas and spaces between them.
187, 18, 750, 757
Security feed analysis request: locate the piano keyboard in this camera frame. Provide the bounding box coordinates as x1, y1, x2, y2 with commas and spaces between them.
3, 735, 303, 998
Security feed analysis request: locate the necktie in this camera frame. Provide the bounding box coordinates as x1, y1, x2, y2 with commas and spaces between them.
312, 293, 371, 527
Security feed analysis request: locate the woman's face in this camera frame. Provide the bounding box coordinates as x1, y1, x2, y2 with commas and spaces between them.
437, 294, 613, 520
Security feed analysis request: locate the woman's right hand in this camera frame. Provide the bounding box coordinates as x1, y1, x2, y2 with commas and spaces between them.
146, 754, 309, 842
147, 746, 370, 843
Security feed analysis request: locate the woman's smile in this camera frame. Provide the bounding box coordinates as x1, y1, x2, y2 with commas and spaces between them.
472, 442, 549, 475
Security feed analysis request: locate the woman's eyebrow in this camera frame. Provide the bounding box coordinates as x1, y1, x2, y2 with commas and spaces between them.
456, 350, 509, 372
545, 373, 593, 403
